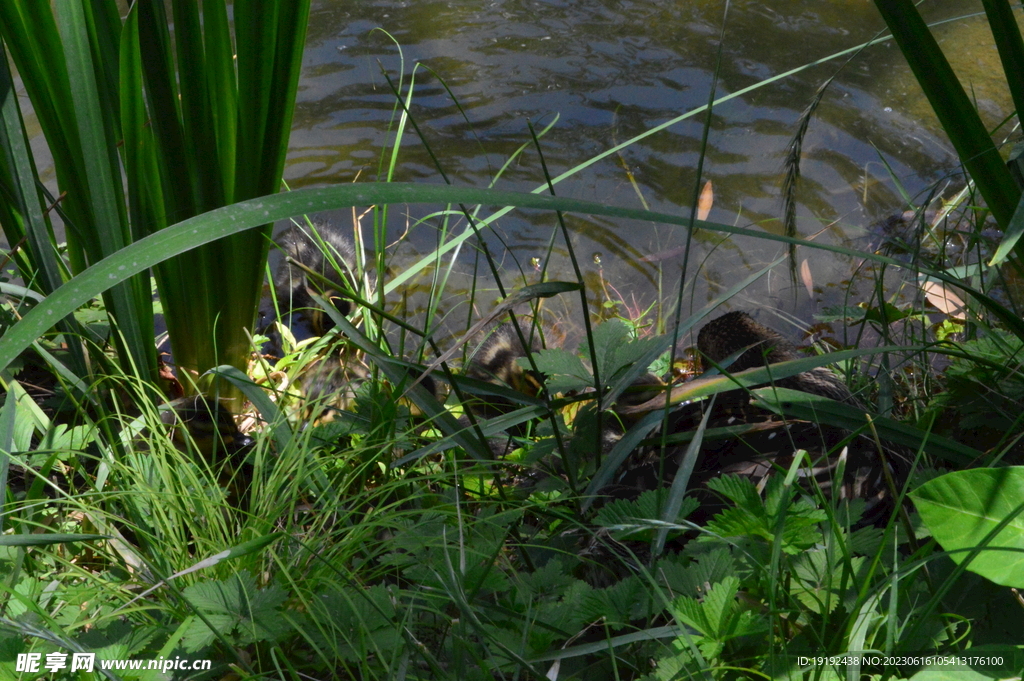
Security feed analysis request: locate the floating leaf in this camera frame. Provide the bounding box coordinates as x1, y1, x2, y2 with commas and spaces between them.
799, 258, 814, 298
921, 280, 966, 319
697, 180, 714, 221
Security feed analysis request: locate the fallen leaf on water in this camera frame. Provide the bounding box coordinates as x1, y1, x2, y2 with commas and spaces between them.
799, 259, 814, 298
922, 281, 966, 320
697, 180, 713, 221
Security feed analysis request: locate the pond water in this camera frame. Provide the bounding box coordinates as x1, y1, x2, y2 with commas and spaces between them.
282, 0, 1017, 346
11, 1, 1016, 351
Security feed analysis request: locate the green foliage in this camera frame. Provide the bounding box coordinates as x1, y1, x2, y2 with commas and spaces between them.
6, 7, 1024, 679
531, 319, 663, 394
703, 474, 827, 552
912, 467, 1024, 588
929, 332, 1024, 435
180, 571, 291, 652
668, 576, 764, 661
0, 0, 311, 397
299, 584, 402, 663
594, 488, 699, 542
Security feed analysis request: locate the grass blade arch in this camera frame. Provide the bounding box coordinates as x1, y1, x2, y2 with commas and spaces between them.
0, 182, 1016, 376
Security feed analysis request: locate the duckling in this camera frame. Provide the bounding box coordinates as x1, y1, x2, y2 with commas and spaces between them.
296, 347, 446, 432
464, 322, 548, 421
273, 220, 359, 336
160, 395, 254, 461
297, 348, 371, 426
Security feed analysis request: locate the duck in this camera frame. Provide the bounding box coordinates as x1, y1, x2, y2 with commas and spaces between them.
696, 310, 857, 404
685, 311, 905, 525
459, 320, 671, 471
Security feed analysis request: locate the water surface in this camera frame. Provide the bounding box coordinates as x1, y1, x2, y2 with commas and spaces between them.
284, 0, 1015, 345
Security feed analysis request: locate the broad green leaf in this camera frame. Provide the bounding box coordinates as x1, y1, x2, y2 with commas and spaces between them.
531, 348, 592, 393
587, 319, 632, 378
700, 575, 739, 636
911, 468, 1024, 587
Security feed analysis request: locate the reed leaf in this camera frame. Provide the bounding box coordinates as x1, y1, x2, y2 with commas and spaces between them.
873, 0, 1022, 235
2, 0, 310, 400
56, 0, 154, 378
980, 0, 1024, 125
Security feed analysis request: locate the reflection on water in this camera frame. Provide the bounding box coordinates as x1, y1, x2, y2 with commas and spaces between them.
13, 1, 1015, 348
285, 0, 1015, 343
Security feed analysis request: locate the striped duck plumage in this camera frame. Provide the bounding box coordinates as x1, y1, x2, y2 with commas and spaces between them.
273, 220, 359, 336
691, 311, 904, 525
463, 322, 548, 423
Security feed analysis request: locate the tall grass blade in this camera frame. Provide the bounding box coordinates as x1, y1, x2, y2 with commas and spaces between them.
0, 51, 62, 295
0, 387, 13, 535
0, 45, 89, 377
653, 400, 713, 558
980, 0, 1024, 124
56, 0, 154, 379
2, 183, 1014, 375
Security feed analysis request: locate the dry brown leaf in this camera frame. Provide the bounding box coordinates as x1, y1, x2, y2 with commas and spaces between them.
922, 281, 966, 319
697, 180, 713, 221
799, 259, 814, 298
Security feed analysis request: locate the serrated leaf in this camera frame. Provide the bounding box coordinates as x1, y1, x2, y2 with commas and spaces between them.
684, 548, 737, 596
697, 638, 724, 662
848, 523, 883, 555
700, 575, 739, 636
729, 610, 764, 638
595, 488, 694, 528
531, 348, 591, 383
706, 507, 768, 538
39, 423, 98, 451
789, 549, 850, 615
669, 593, 710, 634
705, 474, 762, 512
181, 613, 236, 652
517, 558, 578, 600
545, 373, 594, 395
179, 570, 289, 648
588, 319, 633, 378
610, 335, 665, 375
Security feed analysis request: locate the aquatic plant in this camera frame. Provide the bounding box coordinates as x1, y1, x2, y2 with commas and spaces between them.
0, 0, 310, 402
